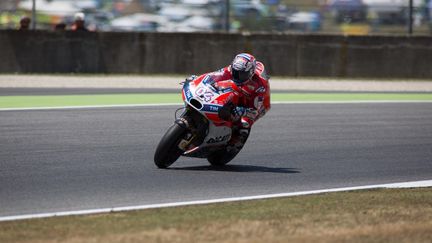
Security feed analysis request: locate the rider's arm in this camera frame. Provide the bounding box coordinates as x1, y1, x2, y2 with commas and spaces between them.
252, 62, 271, 120
255, 61, 271, 114
238, 63, 271, 128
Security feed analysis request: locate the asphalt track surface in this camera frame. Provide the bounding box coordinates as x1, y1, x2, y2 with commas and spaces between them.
0, 88, 179, 96
1, 88, 430, 96
1, 103, 432, 217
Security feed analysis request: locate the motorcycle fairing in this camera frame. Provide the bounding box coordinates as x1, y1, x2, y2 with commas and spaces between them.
179, 76, 242, 157
182, 77, 236, 125
183, 122, 232, 158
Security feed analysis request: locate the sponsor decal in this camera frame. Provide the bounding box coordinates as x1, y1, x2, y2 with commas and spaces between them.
202, 75, 215, 85
255, 86, 266, 93
254, 96, 264, 109
247, 84, 255, 90
206, 134, 230, 144
202, 104, 221, 113
219, 87, 233, 93
184, 83, 193, 101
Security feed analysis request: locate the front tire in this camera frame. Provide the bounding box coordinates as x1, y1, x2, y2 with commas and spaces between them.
154, 123, 186, 168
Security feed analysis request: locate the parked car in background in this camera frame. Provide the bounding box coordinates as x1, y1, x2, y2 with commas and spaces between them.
363, 0, 422, 24
158, 3, 195, 22
328, 0, 367, 23
73, 0, 101, 11
110, 13, 167, 32
231, 0, 269, 18
156, 2, 218, 32
173, 15, 216, 32
287, 11, 321, 32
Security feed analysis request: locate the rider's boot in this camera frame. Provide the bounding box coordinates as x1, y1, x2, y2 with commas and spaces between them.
227, 127, 249, 153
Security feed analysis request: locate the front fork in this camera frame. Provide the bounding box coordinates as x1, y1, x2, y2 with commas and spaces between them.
176, 118, 194, 151
175, 106, 208, 151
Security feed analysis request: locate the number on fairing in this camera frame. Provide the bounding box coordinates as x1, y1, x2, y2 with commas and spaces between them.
195, 87, 214, 102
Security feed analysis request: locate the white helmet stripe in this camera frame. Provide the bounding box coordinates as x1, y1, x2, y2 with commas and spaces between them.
237, 53, 252, 61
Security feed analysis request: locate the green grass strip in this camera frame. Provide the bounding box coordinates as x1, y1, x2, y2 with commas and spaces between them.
0, 94, 181, 109
272, 93, 432, 102
0, 93, 431, 109
0, 188, 431, 243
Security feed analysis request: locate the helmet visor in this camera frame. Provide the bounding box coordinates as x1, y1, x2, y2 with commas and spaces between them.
232, 69, 250, 84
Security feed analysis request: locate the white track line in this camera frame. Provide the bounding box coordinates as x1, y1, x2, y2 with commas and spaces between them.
0, 103, 182, 111
1, 100, 431, 111
0, 180, 431, 222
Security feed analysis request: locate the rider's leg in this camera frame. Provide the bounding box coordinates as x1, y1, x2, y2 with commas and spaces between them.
228, 117, 252, 150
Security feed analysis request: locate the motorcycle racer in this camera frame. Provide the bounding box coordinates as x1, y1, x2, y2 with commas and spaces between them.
186, 53, 271, 151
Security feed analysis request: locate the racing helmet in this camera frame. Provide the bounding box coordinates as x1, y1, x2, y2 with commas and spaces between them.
230, 53, 257, 85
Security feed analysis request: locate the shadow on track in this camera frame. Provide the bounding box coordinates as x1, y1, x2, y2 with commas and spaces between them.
170, 164, 301, 174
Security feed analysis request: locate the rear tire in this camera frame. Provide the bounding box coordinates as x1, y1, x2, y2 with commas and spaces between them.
207, 147, 242, 166
207, 128, 250, 166
154, 123, 186, 168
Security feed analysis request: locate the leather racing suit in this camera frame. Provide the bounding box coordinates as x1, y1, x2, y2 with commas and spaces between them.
189, 61, 271, 148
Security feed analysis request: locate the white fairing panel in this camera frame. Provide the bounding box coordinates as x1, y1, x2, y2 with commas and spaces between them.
202, 122, 232, 147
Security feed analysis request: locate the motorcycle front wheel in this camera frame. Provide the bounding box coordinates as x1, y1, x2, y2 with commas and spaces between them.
154, 123, 186, 168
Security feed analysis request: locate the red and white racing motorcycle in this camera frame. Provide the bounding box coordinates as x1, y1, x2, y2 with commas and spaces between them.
154, 76, 248, 168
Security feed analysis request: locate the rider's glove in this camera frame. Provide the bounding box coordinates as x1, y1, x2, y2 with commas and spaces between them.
231, 106, 245, 122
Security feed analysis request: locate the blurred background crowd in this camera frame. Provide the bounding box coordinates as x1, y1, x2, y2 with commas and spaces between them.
1, 0, 432, 35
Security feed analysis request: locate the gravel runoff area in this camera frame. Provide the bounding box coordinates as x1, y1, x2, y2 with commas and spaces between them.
0, 75, 431, 92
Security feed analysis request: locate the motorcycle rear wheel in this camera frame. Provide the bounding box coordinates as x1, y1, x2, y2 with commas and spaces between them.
207, 128, 250, 166
154, 123, 186, 168
207, 147, 242, 166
